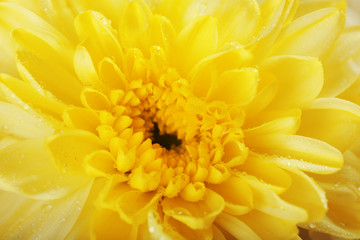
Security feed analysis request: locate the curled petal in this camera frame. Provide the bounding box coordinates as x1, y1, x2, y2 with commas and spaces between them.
162, 189, 225, 230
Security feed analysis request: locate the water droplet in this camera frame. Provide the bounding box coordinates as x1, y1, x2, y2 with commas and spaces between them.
309, 223, 316, 229
149, 226, 155, 233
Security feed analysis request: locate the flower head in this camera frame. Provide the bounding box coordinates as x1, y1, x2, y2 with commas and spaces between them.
0, 0, 360, 239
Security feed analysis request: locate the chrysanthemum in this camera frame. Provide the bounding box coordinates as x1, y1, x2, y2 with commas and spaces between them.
0, 0, 360, 239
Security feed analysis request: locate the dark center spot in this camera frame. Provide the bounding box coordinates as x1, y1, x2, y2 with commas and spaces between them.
151, 122, 182, 150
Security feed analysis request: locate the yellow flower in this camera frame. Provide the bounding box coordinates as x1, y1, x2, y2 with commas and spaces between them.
0, 0, 359, 239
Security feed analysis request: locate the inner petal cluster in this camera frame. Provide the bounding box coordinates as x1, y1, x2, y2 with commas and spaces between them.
68, 46, 247, 202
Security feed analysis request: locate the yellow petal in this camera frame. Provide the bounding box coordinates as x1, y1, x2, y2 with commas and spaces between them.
253, 0, 298, 59
65, 178, 105, 240
222, 140, 248, 168
0, 183, 92, 239
322, 27, 360, 97
300, 216, 360, 239
91, 208, 134, 240
298, 97, 360, 152
146, 210, 174, 240
117, 190, 162, 224
295, 0, 347, 18
245, 115, 301, 138
71, 0, 127, 29
162, 189, 225, 230
215, 212, 261, 240
46, 130, 105, 174
238, 210, 300, 240
164, 216, 213, 240
189, 47, 253, 98
149, 15, 176, 53
236, 153, 292, 194
173, 15, 218, 74
213, 0, 261, 45
270, 8, 345, 57
279, 166, 327, 222
83, 150, 117, 178
99, 57, 127, 90
0, 2, 68, 75
80, 88, 111, 111
155, 0, 218, 30
62, 107, 100, 133
0, 138, 90, 199
17, 49, 82, 105
209, 175, 253, 215
95, 175, 129, 211
260, 55, 323, 108
11, 27, 74, 73
119, 0, 152, 54
73, 45, 103, 90
74, 10, 124, 66
248, 134, 343, 174
207, 68, 258, 106
0, 73, 65, 116
0, 101, 53, 138
242, 177, 308, 223
305, 148, 360, 237
179, 182, 207, 202
244, 74, 278, 121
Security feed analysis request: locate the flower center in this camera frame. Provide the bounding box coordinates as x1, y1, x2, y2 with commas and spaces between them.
150, 123, 182, 150
66, 47, 249, 202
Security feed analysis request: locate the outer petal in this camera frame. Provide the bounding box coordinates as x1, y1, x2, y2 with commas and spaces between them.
237, 210, 300, 240
0, 101, 53, 138
17, 49, 83, 105
11, 27, 75, 73
173, 15, 218, 74
321, 27, 360, 98
247, 134, 343, 174
294, 0, 347, 19
207, 68, 258, 106
0, 74, 65, 117
0, 138, 90, 199
91, 208, 134, 240
260, 55, 323, 108
214, 0, 260, 45
0, 182, 92, 239
46, 130, 105, 174
304, 146, 360, 238
279, 166, 327, 222
253, 0, 298, 59
242, 179, 308, 223
298, 98, 360, 152
270, 8, 345, 57
236, 153, 293, 194
209, 175, 254, 215
215, 212, 261, 240
74, 10, 124, 67
0, 2, 70, 75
